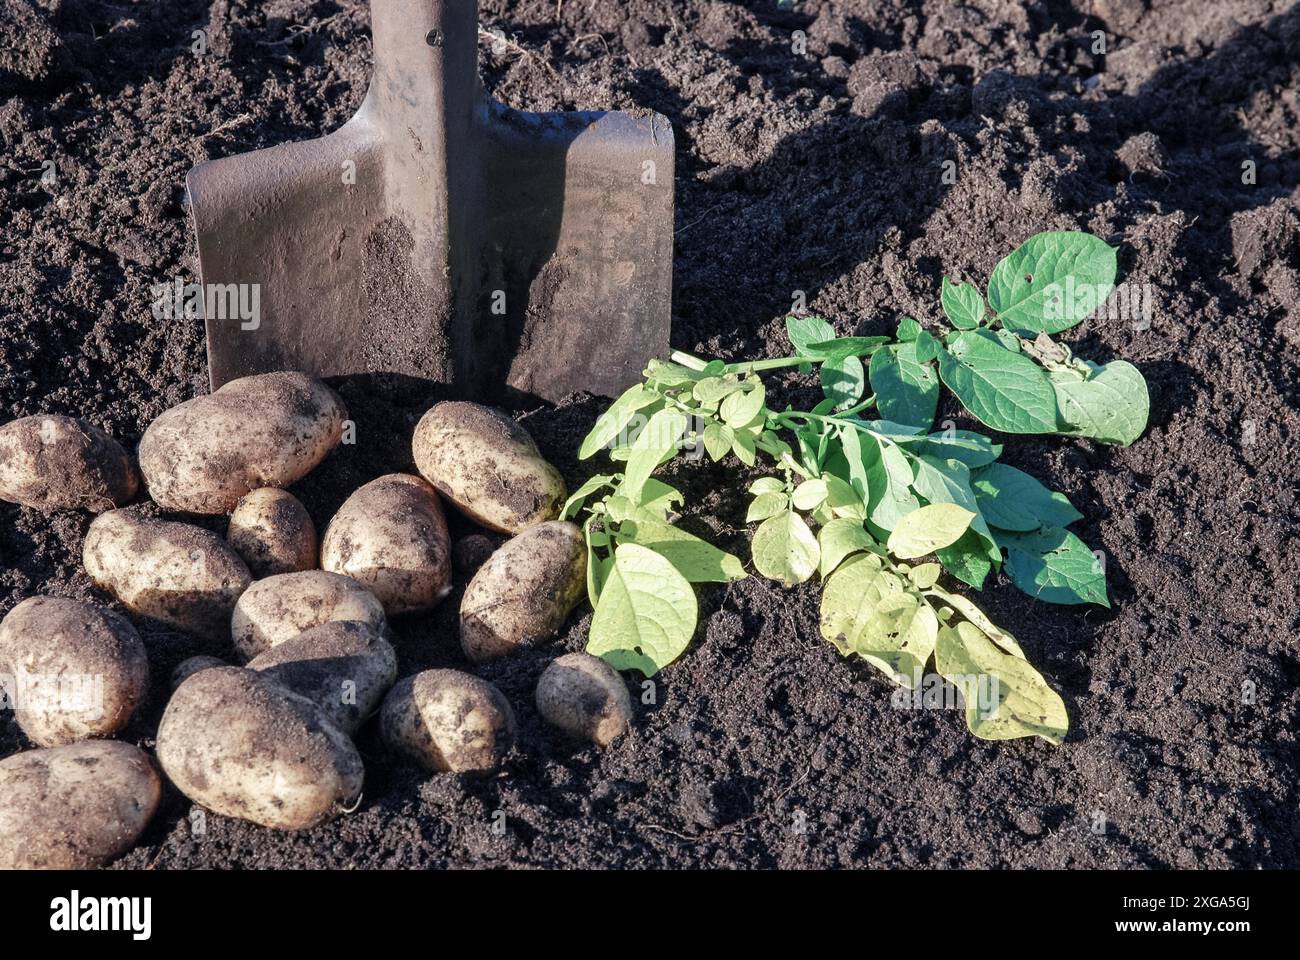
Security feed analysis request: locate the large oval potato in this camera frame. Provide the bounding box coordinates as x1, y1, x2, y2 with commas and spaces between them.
413, 402, 566, 534
248, 621, 396, 735
380, 669, 516, 774
227, 487, 317, 578
138, 372, 346, 514
535, 653, 633, 747
320, 474, 452, 614
231, 569, 387, 661
460, 521, 587, 663
156, 667, 364, 831
0, 597, 149, 747
0, 740, 161, 869
0, 414, 138, 513
83, 510, 252, 641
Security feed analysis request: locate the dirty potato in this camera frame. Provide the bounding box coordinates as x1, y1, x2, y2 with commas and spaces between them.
171, 655, 226, 690
535, 653, 632, 747
227, 487, 317, 577
231, 569, 387, 661
83, 509, 252, 641
460, 521, 586, 663
380, 669, 516, 774
248, 621, 396, 735
156, 666, 364, 831
138, 372, 347, 514
0, 414, 138, 513
0, 597, 149, 747
413, 402, 566, 534
0, 740, 161, 869
320, 474, 452, 614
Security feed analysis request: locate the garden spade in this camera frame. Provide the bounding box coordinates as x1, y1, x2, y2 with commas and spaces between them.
187, 0, 674, 403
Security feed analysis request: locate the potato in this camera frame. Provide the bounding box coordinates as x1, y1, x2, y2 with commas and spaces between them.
171, 655, 226, 690
535, 653, 632, 746
413, 402, 565, 534
83, 509, 252, 641
231, 569, 386, 661
248, 621, 396, 735
0, 740, 161, 869
380, 669, 515, 774
460, 521, 586, 663
0, 414, 138, 513
138, 372, 346, 514
156, 666, 364, 831
0, 597, 148, 747
227, 487, 317, 577
320, 474, 452, 614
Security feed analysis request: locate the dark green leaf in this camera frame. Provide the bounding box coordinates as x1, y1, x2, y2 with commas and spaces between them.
937, 329, 1059, 434
987, 231, 1118, 335
869, 341, 939, 431
970, 463, 1083, 532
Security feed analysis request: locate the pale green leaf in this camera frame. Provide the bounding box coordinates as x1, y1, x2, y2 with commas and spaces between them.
579, 384, 660, 459
787, 315, 836, 357
747, 491, 789, 522
791, 478, 829, 511
623, 409, 688, 503
907, 562, 941, 590
910, 455, 1001, 564
638, 478, 684, 520
817, 517, 878, 578
752, 510, 820, 587
562, 475, 614, 521
702, 422, 734, 461
932, 588, 1026, 659
721, 384, 766, 428
941, 277, 986, 330
749, 477, 786, 495
587, 543, 698, 677
935, 621, 1068, 744
887, 503, 976, 559
619, 513, 746, 583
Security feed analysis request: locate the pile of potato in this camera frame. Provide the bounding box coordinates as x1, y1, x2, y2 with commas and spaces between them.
0, 374, 633, 868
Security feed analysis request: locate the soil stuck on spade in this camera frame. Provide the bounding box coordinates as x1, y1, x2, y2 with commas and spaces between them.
1, 0, 1298, 868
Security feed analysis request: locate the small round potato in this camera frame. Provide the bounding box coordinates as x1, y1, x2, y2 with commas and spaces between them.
248, 621, 397, 735
460, 521, 587, 663
0, 597, 149, 747
535, 653, 632, 747
320, 474, 452, 614
157, 667, 364, 831
381, 669, 516, 774
138, 372, 347, 514
0, 740, 161, 869
0, 414, 138, 513
231, 569, 387, 661
83, 509, 253, 641
171, 655, 226, 690
413, 402, 566, 534
227, 487, 317, 578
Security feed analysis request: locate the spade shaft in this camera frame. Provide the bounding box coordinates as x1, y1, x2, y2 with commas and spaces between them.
188, 0, 674, 403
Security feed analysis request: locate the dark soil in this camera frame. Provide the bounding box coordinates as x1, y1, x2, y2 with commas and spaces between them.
2, 0, 1298, 868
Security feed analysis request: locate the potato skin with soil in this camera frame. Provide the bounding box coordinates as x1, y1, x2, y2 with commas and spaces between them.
248, 621, 397, 735
0, 414, 138, 513
381, 669, 516, 773
231, 569, 387, 661
320, 473, 452, 614
413, 402, 566, 534
83, 509, 253, 641
536, 653, 633, 747
0, 596, 149, 747
460, 521, 587, 663
227, 487, 317, 578
156, 666, 364, 831
138, 372, 346, 514
0, 741, 161, 869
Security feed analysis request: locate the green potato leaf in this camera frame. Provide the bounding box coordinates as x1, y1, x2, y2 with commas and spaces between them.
910, 454, 1001, 564
752, 509, 820, 587
915, 430, 1002, 468
787, 316, 837, 358
862, 435, 920, 537
987, 231, 1118, 335
887, 503, 976, 560
720, 383, 766, 428
619, 512, 746, 584
1049, 360, 1150, 446
562, 474, 615, 521
638, 478, 684, 519
935, 621, 1069, 744
791, 478, 829, 511
941, 277, 986, 330
702, 422, 734, 461
747, 491, 789, 522
869, 341, 940, 431
997, 526, 1110, 607
970, 462, 1083, 532
937, 329, 1059, 434
817, 517, 879, 578
587, 542, 698, 677
820, 353, 865, 410
579, 384, 661, 459
622, 409, 689, 503
807, 336, 890, 359
934, 531, 994, 590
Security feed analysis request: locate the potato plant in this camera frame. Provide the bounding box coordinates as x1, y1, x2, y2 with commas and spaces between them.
569, 232, 1149, 745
